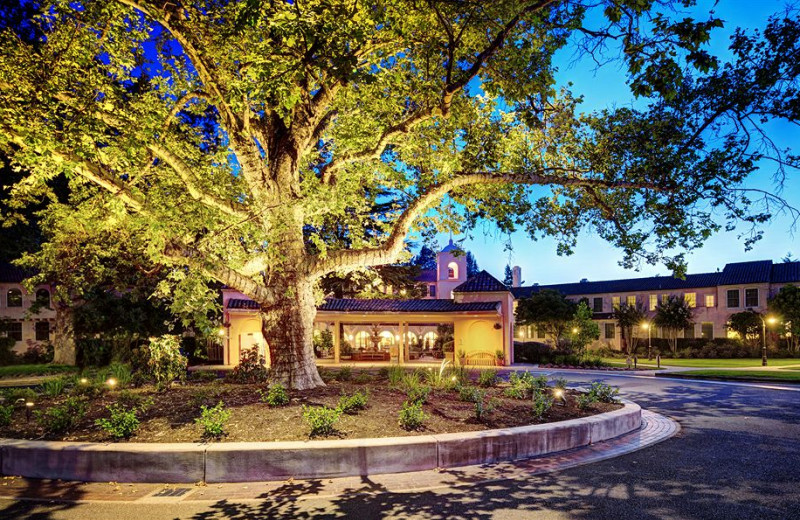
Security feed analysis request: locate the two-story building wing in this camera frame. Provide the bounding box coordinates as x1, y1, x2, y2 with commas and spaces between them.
0, 261, 55, 354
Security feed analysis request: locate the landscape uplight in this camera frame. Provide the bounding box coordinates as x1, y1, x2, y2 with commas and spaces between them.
79, 377, 88, 385
106, 378, 117, 388
25, 401, 34, 422
553, 388, 566, 406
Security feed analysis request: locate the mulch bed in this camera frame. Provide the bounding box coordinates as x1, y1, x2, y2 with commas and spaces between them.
0, 375, 621, 443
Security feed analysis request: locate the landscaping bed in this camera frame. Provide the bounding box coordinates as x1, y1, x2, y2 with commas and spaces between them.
0, 369, 621, 443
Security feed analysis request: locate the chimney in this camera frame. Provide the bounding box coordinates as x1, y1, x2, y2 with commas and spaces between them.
512, 266, 521, 288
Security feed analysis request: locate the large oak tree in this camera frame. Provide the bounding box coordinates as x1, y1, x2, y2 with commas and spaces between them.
1, 1, 798, 388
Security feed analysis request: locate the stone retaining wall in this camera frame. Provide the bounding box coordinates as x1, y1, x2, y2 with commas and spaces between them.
0, 402, 641, 483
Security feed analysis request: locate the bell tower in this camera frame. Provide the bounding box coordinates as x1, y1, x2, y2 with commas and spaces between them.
436, 238, 467, 299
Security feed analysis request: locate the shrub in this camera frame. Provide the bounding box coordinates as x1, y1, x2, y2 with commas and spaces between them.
40, 377, 67, 397
406, 384, 431, 404
503, 384, 529, 400
588, 382, 620, 403
95, 404, 141, 440
259, 383, 290, 407
477, 369, 499, 387
0, 404, 12, 427
189, 370, 218, 383
317, 367, 336, 384
505, 372, 546, 399
354, 371, 372, 384
303, 405, 341, 437
227, 345, 268, 384
6, 387, 38, 402
36, 397, 87, 434
473, 389, 496, 422
107, 362, 133, 387
532, 392, 554, 420
398, 400, 427, 430
425, 360, 457, 390
196, 401, 231, 439
337, 389, 369, 414
552, 377, 568, 391
458, 384, 480, 402
400, 370, 421, 389
116, 390, 153, 411
21, 343, 53, 364
335, 365, 353, 382
145, 335, 188, 389
577, 393, 597, 410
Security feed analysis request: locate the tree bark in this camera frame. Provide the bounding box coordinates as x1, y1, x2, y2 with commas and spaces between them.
260, 276, 324, 390
52, 304, 76, 365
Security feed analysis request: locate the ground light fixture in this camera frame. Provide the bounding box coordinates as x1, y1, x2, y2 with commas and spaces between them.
553, 388, 566, 406
106, 378, 117, 388
79, 377, 88, 385
25, 401, 34, 423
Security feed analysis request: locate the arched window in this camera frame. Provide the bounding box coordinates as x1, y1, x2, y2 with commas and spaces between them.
7, 289, 22, 308
422, 331, 438, 348
354, 331, 371, 349
36, 289, 50, 308
379, 330, 396, 347
447, 262, 458, 279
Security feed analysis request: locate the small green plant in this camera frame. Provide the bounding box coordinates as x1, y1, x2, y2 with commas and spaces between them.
146, 335, 188, 390
337, 389, 369, 414
588, 382, 620, 403
386, 365, 405, 386
36, 397, 87, 434
577, 392, 598, 410
303, 405, 341, 437
458, 384, 480, 402
398, 400, 427, 430
227, 345, 269, 384
354, 371, 372, 384
425, 360, 456, 390
259, 383, 290, 407
189, 370, 218, 383
335, 365, 353, 382
0, 404, 12, 427
40, 377, 67, 397
552, 377, 568, 392
400, 370, 422, 390
116, 390, 154, 410
318, 366, 335, 384
473, 389, 496, 422
107, 362, 133, 387
7, 387, 37, 402
196, 401, 231, 439
406, 384, 431, 404
532, 392, 554, 419
477, 369, 499, 387
95, 404, 141, 440
503, 385, 528, 399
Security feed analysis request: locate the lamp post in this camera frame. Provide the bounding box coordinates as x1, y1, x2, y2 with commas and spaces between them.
760, 315, 778, 366
641, 322, 652, 360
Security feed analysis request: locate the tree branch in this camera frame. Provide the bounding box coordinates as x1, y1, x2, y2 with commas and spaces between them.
161, 90, 209, 136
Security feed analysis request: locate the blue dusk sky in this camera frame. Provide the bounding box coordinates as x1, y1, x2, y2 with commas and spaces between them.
438, 0, 800, 285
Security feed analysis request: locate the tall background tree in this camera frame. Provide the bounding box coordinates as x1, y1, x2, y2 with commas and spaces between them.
465, 251, 480, 279
769, 285, 800, 354
612, 303, 647, 355
503, 265, 514, 286
569, 301, 600, 355
516, 289, 575, 347
1, 1, 799, 387
654, 296, 694, 355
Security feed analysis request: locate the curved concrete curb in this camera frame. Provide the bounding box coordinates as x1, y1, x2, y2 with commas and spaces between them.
0, 401, 641, 483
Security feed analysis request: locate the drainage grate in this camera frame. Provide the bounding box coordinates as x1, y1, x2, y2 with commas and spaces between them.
152, 487, 192, 498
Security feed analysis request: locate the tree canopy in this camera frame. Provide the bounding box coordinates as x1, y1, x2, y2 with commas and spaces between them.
769, 284, 800, 354
1, 0, 799, 387
654, 295, 694, 354
515, 289, 575, 346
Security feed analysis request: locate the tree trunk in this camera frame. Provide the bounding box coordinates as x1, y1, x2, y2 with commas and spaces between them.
52, 304, 76, 365
260, 276, 324, 390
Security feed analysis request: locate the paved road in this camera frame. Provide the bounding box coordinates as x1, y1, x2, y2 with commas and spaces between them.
2, 373, 799, 519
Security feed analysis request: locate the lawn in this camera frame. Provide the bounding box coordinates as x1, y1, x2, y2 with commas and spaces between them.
603, 358, 800, 368
0, 364, 79, 379
664, 369, 800, 382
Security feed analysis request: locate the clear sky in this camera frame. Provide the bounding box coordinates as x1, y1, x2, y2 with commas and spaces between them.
437, 0, 800, 285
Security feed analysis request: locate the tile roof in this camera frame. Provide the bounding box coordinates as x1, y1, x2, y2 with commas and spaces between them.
772, 262, 800, 284
0, 261, 31, 283
227, 299, 261, 310
317, 298, 500, 313
453, 270, 509, 293
719, 260, 773, 285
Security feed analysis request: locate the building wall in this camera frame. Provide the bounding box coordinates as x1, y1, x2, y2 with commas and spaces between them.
0, 282, 55, 354
455, 291, 514, 363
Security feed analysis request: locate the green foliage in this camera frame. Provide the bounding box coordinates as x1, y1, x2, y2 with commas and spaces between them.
726, 310, 764, 348
145, 335, 188, 390
317, 367, 336, 384
313, 329, 334, 358
196, 401, 231, 439
40, 377, 68, 397
0, 364, 78, 379
6, 387, 37, 402
505, 372, 548, 399
95, 403, 146, 440
398, 401, 428, 431
189, 370, 218, 383
386, 365, 406, 386
552, 377, 568, 391
406, 384, 432, 405
354, 371, 372, 384
337, 389, 369, 414
458, 384, 481, 402
654, 296, 695, 354
516, 290, 576, 346
227, 346, 269, 384
532, 392, 554, 419
577, 393, 598, 411
570, 302, 601, 355
259, 384, 290, 407
477, 369, 499, 387
335, 366, 353, 382
425, 360, 457, 390
612, 303, 648, 354
107, 362, 133, 387
769, 284, 800, 354
588, 382, 620, 403
472, 389, 496, 422
302, 405, 341, 437
36, 397, 87, 434
0, 404, 13, 427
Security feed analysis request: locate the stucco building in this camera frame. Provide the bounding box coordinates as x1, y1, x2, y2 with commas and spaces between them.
0, 261, 55, 355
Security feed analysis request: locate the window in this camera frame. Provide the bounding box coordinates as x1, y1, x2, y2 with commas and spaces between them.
649, 294, 657, 311
727, 289, 740, 308
627, 295, 637, 307
537, 326, 545, 339
447, 262, 458, 279
604, 323, 615, 339
745, 288, 759, 308
685, 293, 696, 308
592, 297, 603, 313
428, 285, 436, 298
35, 321, 50, 341
661, 294, 669, 304
35, 289, 50, 308
6, 322, 22, 342
684, 325, 695, 339
701, 322, 714, 339
612, 296, 620, 309
705, 294, 715, 308
7, 289, 22, 308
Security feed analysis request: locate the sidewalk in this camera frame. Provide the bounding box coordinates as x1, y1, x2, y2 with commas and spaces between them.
0, 410, 677, 504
